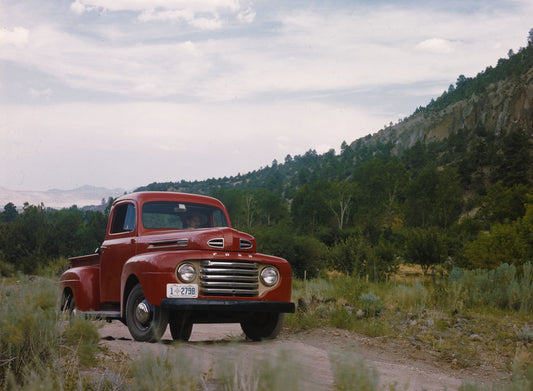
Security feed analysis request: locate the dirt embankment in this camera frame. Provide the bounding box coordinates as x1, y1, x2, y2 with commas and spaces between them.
98, 322, 504, 390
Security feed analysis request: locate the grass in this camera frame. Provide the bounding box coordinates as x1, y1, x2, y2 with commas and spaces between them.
288, 263, 533, 381
0, 276, 100, 390
1, 262, 533, 390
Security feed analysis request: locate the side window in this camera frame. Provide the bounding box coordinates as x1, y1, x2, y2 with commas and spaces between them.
111, 203, 136, 233
213, 209, 227, 227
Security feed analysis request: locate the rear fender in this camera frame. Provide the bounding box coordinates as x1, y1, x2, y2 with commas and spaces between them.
59, 266, 100, 312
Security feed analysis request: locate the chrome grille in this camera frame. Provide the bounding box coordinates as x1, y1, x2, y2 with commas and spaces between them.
199, 260, 259, 297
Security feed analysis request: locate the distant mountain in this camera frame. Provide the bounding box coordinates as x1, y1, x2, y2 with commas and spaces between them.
0, 186, 126, 209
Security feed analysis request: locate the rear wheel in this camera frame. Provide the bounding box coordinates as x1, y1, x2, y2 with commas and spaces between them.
241, 312, 285, 341
63, 291, 76, 320
169, 313, 193, 342
126, 284, 168, 342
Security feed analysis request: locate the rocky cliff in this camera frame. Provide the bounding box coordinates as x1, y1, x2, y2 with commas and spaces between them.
357, 66, 533, 153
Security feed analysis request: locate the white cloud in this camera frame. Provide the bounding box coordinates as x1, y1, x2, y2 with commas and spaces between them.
28, 88, 53, 98
4, 3, 532, 103
70, 0, 241, 13
0, 27, 30, 47
237, 6, 255, 23
415, 38, 454, 54
139, 9, 223, 30
190, 17, 223, 30
138, 9, 194, 22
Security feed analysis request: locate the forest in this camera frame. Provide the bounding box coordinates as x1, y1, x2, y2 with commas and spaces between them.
1, 44, 532, 279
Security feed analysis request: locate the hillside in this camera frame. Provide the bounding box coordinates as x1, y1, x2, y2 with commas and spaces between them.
138, 44, 533, 198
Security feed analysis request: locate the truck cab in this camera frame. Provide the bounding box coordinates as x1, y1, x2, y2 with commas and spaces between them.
59, 191, 295, 342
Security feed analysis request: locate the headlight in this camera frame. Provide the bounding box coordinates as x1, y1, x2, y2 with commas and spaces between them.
177, 263, 197, 283
260, 266, 279, 287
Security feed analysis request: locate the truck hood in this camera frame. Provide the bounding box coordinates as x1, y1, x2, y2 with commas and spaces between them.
139, 227, 257, 253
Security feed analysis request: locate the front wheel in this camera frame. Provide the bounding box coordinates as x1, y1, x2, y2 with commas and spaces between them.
126, 284, 168, 342
241, 312, 285, 341
169, 313, 193, 342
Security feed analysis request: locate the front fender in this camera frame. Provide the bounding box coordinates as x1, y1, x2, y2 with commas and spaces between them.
121, 251, 185, 313
59, 266, 100, 311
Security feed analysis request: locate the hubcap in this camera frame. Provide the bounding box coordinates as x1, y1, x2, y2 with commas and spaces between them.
135, 300, 152, 326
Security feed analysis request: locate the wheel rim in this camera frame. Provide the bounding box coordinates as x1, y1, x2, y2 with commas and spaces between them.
135, 299, 153, 327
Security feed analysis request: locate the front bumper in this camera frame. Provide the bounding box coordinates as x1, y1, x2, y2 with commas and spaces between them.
161, 299, 295, 313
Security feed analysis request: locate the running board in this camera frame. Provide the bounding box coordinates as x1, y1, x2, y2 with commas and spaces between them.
76, 310, 121, 319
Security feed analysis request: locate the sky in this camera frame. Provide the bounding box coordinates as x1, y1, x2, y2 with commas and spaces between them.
1, 0, 532, 191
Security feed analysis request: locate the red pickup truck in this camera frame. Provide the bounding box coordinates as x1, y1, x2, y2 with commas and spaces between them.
59, 191, 294, 342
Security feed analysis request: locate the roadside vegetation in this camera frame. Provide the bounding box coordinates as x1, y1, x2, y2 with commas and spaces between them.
1, 264, 532, 390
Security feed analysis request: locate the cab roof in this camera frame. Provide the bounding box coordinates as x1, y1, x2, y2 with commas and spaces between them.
113, 191, 226, 210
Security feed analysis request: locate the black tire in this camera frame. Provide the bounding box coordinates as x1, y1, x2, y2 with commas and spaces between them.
169, 313, 193, 342
241, 312, 285, 341
126, 284, 168, 342
63, 291, 76, 320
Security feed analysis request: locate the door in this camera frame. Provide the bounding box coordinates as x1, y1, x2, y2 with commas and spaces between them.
100, 202, 137, 304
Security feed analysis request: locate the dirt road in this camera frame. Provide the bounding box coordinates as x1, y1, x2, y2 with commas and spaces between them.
99, 321, 500, 390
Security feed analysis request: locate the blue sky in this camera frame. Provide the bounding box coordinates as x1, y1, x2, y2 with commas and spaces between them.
1, 0, 532, 191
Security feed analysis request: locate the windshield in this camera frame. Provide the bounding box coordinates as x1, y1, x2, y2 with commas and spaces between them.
142, 201, 229, 230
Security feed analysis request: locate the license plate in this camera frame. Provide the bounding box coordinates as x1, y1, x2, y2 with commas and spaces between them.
167, 284, 198, 298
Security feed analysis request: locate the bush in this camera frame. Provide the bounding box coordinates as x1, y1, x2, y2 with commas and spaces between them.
0, 276, 101, 389
64, 316, 101, 366
129, 350, 201, 391
359, 292, 383, 317
447, 262, 533, 313
0, 277, 59, 386
216, 347, 302, 391
331, 353, 379, 391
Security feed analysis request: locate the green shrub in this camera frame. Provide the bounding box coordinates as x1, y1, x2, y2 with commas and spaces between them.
0, 277, 59, 387
359, 292, 383, 317
448, 263, 533, 313
331, 353, 379, 391
0, 276, 101, 389
217, 348, 302, 391
389, 281, 429, 311
129, 350, 201, 391
63, 316, 101, 366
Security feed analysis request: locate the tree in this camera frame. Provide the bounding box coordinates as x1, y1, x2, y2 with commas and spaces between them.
463, 202, 533, 269
405, 168, 438, 227
290, 182, 332, 235
494, 128, 531, 187
405, 167, 463, 228
354, 158, 408, 229
252, 189, 288, 226
1, 203, 18, 223
477, 182, 528, 226
404, 227, 447, 273
528, 27, 533, 46
434, 167, 464, 229
243, 193, 256, 228
325, 181, 354, 230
